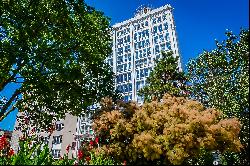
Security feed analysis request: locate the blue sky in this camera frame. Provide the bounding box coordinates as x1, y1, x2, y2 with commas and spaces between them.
85, 0, 249, 67
0, 0, 249, 131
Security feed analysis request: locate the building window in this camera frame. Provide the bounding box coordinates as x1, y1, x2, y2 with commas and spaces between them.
136, 81, 140, 91
161, 43, 165, 51
134, 33, 137, 40
71, 142, 76, 150
136, 70, 139, 79
52, 149, 61, 159
55, 123, 64, 131
53, 135, 62, 144
145, 29, 149, 37
156, 54, 161, 60
153, 26, 157, 34
142, 48, 146, 57
165, 33, 169, 41
124, 84, 128, 92
124, 74, 128, 82
44, 136, 50, 145
124, 96, 128, 102
128, 73, 131, 81
148, 57, 152, 65
89, 128, 93, 135
166, 42, 171, 50
128, 62, 131, 70
124, 64, 127, 71
157, 17, 161, 23
128, 35, 130, 42
142, 41, 145, 48
144, 58, 147, 66
164, 23, 168, 30
155, 45, 160, 54
144, 68, 149, 77
120, 75, 123, 82
154, 36, 158, 44
162, 15, 167, 21
117, 85, 123, 92
140, 69, 144, 78
159, 34, 164, 42
147, 48, 151, 56
128, 53, 131, 61
135, 51, 139, 59
129, 83, 132, 92
152, 18, 157, 24
158, 24, 163, 32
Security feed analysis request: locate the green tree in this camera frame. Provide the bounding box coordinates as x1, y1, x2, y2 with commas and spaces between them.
0, 0, 116, 127
138, 51, 187, 102
187, 29, 249, 165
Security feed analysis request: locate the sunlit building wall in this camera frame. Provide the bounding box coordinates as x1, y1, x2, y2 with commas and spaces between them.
107, 4, 182, 104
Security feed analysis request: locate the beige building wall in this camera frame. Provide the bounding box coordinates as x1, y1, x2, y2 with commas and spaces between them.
11, 112, 77, 159
49, 113, 77, 159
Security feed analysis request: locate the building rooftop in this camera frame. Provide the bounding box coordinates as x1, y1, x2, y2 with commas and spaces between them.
113, 4, 172, 28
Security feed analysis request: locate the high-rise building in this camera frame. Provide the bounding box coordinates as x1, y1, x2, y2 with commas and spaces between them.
106, 4, 181, 104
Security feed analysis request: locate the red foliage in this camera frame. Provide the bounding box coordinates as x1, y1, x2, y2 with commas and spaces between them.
8, 148, 14, 156
85, 156, 91, 161
24, 117, 29, 124
78, 150, 84, 159
0, 135, 8, 150
89, 140, 94, 146
66, 145, 71, 153
95, 137, 99, 144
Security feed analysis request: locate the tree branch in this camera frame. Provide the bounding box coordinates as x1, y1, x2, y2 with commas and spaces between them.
0, 88, 22, 120
0, 58, 25, 91
0, 104, 16, 122
0, 72, 17, 91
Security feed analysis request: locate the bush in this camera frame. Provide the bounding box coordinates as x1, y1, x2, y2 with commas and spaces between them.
0, 135, 75, 165
92, 94, 243, 165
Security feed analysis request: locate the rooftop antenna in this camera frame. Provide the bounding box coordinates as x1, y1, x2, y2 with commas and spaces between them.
134, 3, 154, 17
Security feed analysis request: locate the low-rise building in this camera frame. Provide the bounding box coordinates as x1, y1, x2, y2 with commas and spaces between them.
11, 112, 77, 159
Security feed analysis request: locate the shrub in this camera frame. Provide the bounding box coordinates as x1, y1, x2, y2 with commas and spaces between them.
0, 135, 75, 165
92, 94, 242, 165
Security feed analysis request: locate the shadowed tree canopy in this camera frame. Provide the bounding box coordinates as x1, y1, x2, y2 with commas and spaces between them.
138, 51, 187, 102
0, 0, 116, 127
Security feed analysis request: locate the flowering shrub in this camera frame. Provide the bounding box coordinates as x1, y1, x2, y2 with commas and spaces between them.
76, 136, 119, 165
0, 135, 76, 165
0, 128, 117, 165
0, 135, 9, 152
0, 135, 15, 165
92, 94, 243, 165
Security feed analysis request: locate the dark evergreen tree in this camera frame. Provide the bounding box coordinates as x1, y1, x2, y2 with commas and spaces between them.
138, 51, 187, 102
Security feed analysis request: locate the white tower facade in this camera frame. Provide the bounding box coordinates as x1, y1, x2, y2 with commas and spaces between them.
107, 4, 182, 104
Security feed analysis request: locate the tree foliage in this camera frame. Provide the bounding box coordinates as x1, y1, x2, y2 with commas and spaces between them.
187, 29, 249, 164
92, 94, 242, 165
138, 51, 187, 102
0, 0, 116, 127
